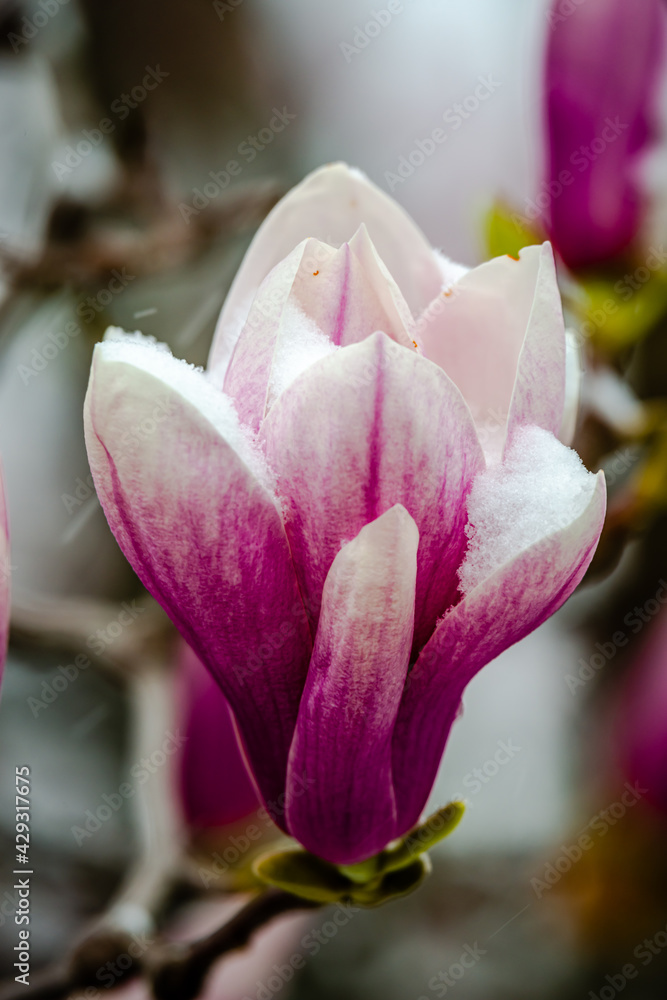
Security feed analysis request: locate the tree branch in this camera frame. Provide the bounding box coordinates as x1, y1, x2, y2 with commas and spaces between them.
149, 889, 320, 1000
0, 890, 319, 1000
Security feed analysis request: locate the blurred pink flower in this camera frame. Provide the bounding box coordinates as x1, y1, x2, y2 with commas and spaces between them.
619, 602, 667, 813
84, 164, 605, 865
544, 0, 666, 269
178, 643, 259, 832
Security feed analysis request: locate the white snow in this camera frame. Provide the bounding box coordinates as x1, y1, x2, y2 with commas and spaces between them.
99, 328, 273, 490
266, 301, 339, 407
459, 425, 597, 594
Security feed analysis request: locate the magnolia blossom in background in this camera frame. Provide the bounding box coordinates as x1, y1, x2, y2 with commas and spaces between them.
619, 605, 667, 814
544, 0, 666, 269
83, 164, 606, 866
178, 642, 258, 832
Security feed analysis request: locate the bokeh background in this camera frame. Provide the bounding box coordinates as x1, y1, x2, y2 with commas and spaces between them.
1, 0, 667, 997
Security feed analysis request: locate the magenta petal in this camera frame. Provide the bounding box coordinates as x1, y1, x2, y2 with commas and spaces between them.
619, 606, 667, 812
286, 506, 418, 865
178, 643, 259, 830
260, 331, 484, 650
84, 338, 312, 815
545, 0, 666, 268
391, 428, 606, 832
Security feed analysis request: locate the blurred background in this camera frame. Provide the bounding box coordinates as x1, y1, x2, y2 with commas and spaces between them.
1, 0, 667, 996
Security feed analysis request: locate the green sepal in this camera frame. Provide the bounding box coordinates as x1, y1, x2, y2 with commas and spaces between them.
252, 849, 354, 904
380, 801, 465, 873
252, 802, 464, 907
347, 856, 431, 907
337, 855, 384, 884
252, 849, 431, 908
338, 800, 464, 884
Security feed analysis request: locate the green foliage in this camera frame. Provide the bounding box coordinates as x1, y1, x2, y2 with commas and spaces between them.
572, 272, 667, 353
484, 201, 542, 260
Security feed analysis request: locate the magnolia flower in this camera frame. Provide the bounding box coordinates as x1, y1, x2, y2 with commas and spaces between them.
84, 164, 606, 865
544, 0, 666, 269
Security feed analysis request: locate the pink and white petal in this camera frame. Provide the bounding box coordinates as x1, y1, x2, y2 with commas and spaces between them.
347, 224, 416, 344
84, 333, 312, 814
391, 426, 606, 831
261, 332, 484, 651
504, 244, 567, 450
223, 231, 416, 430
222, 242, 324, 433
208, 163, 442, 378
286, 505, 418, 865
265, 229, 415, 355
417, 244, 565, 459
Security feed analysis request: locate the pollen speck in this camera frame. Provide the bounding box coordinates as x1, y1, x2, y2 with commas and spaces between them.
313, 270, 319, 276
443, 289, 453, 298
412, 340, 418, 349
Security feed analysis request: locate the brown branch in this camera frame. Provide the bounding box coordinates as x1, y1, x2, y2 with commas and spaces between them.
149, 889, 320, 1000
0, 929, 141, 1000
0, 890, 319, 1000
0, 973, 72, 1000
0, 180, 282, 291
9, 589, 171, 675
